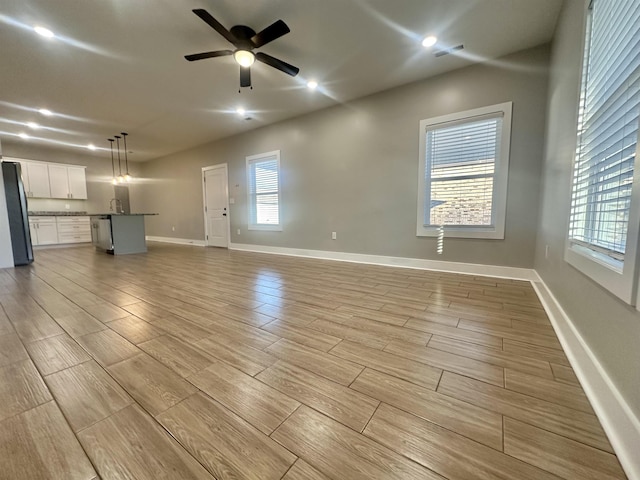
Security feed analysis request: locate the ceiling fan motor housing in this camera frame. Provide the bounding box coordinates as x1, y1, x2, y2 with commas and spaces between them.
229, 25, 257, 50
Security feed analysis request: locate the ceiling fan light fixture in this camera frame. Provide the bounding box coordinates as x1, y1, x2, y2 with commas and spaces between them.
307, 80, 318, 90
233, 49, 255, 67
236, 107, 246, 116
422, 35, 438, 47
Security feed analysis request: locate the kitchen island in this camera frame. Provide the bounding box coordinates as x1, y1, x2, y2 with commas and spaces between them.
90, 213, 157, 255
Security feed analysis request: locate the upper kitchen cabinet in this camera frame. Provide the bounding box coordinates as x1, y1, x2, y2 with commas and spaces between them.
20, 161, 51, 198
67, 166, 88, 199
48, 165, 88, 199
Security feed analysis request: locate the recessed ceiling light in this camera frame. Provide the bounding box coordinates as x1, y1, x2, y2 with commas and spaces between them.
39, 108, 53, 116
307, 80, 318, 90
236, 107, 246, 116
87, 144, 96, 151
34, 26, 55, 38
422, 35, 438, 48
18, 132, 29, 139
27, 122, 39, 129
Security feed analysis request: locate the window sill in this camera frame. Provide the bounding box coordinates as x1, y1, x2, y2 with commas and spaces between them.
416, 225, 505, 239
248, 224, 282, 232
565, 243, 635, 304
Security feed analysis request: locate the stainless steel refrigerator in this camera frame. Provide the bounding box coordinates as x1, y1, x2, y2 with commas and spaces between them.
1, 161, 33, 265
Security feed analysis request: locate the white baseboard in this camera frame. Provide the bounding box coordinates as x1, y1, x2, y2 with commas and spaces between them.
33, 242, 92, 250
532, 279, 640, 480
146, 236, 206, 247
228, 242, 537, 281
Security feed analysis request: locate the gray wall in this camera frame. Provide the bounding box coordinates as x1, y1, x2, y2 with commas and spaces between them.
1, 142, 142, 214
535, 0, 640, 417
140, 45, 549, 268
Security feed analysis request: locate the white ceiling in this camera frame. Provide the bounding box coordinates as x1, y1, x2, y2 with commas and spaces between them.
0, 0, 563, 161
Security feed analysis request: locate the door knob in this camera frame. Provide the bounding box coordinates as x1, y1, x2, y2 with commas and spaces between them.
222, 213, 227, 216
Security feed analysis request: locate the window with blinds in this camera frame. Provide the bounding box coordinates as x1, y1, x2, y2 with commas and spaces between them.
565, 0, 640, 304
568, 0, 640, 264
247, 151, 281, 231
426, 115, 502, 227
416, 103, 512, 239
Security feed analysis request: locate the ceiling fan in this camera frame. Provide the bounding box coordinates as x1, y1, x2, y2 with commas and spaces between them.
185, 9, 300, 90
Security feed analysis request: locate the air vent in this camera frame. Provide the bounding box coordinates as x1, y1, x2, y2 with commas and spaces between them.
434, 44, 464, 58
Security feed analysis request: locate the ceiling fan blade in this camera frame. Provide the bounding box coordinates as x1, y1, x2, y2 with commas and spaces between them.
251, 20, 290, 48
184, 50, 233, 61
192, 9, 237, 45
240, 67, 251, 88
255, 52, 299, 77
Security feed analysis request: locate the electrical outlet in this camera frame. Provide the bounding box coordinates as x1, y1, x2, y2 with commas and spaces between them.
229, 198, 235, 204
172, 226, 175, 232
332, 231, 337, 240
237, 229, 241, 235
64, 204, 70, 210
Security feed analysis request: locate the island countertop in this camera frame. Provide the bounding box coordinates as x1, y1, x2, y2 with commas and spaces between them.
89, 213, 159, 216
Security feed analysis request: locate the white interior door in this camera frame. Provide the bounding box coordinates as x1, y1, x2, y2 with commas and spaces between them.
203, 164, 229, 248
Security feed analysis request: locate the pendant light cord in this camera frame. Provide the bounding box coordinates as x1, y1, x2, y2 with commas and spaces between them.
114, 135, 122, 177
108, 138, 115, 179
121, 132, 130, 175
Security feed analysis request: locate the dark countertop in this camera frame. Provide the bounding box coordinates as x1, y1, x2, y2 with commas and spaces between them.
29, 212, 158, 217
89, 213, 159, 216
29, 211, 88, 216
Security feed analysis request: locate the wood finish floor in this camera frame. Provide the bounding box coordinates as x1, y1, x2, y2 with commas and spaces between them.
0, 243, 627, 480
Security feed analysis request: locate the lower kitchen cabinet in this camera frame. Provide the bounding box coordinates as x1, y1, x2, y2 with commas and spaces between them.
29, 216, 91, 246
56, 216, 91, 243
29, 217, 59, 246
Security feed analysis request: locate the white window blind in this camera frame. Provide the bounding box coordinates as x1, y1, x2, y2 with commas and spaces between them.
568, 0, 640, 262
425, 115, 503, 227
247, 151, 281, 230
416, 103, 512, 239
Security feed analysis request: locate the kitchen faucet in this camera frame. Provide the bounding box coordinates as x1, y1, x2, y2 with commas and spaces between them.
109, 198, 123, 214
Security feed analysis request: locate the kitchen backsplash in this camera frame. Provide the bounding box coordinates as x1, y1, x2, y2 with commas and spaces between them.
27, 197, 87, 213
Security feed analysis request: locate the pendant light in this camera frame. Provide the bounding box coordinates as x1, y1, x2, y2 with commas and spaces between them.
114, 135, 124, 183
108, 138, 117, 185
121, 132, 132, 182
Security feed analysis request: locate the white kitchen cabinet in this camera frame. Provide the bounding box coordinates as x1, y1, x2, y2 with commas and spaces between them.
48, 165, 87, 199
67, 167, 88, 199
29, 217, 58, 245
28, 222, 37, 245
6, 158, 88, 199
56, 216, 91, 243
48, 165, 68, 199
18, 161, 31, 194
23, 162, 51, 198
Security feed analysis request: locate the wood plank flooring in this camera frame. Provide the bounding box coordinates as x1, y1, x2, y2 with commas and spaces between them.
0, 243, 627, 479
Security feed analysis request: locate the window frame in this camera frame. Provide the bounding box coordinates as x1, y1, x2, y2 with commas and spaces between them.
416, 102, 513, 239
246, 150, 282, 232
564, 0, 640, 305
